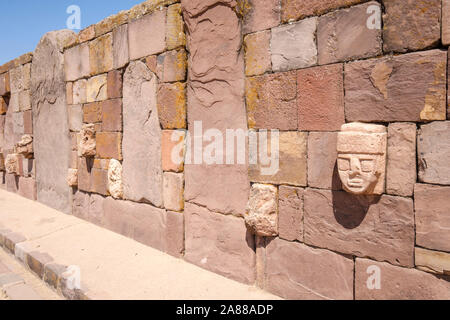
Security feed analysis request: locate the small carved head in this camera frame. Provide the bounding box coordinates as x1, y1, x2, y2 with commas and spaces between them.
337, 123, 387, 195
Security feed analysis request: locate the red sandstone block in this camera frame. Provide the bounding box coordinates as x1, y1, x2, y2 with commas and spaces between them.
157, 82, 186, 129
281, 0, 365, 22
83, 102, 102, 123
90, 168, 108, 196
107, 70, 122, 99
96, 132, 122, 160
161, 130, 185, 172
77, 158, 92, 192
244, 31, 271, 77
241, 0, 280, 34
165, 211, 184, 258
278, 186, 304, 242
18, 177, 36, 200
101, 99, 122, 132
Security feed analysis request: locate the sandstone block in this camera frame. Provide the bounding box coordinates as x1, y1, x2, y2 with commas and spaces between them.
160, 49, 187, 83
318, 1, 382, 65
91, 167, 109, 196
9, 66, 24, 93
246, 71, 297, 130
157, 82, 186, 129
163, 172, 184, 212
16, 135, 33, 159
64, 43, 90, 81
18, 177, 36, 200
68, 105, 83, 132
77, 158, 91, 192
107, 70, 122, 99
383, 0, 441, 53
271, 17, 317, 72
386, 123, 416, 197
165, 211, 184, 258
113, 24, 129, 69
297, 64, 344, 131
265, 238, 354, 300
82, 102, 102, 124
9, 92, 19, 113
66, 82, 73, 105
19, 90, 31, 111
444, 0, 450, 45
96, 132, 122, 160
244, 30, 271, 77
0, 72, 9, 96
162, 130, 185, 172
415, 247, 450, 275
278, 186, 304, 242
166, 4, 186, 50
89, 33, 113, 75
304, 189, 415, 267
67, 168, 78, 187
5, 153, 22, 176
414, 184, 450, 252
108, 159, 123, 199
86, 74, 107, 103
245, 184, 278, 237
0, 97, 7, 115
281, 0, 365, 22
73, 79, 87, 105
101, 99, 122, 132
241, 0, 280, 34
78, 25, 95, 43
345, 50, 447, 122
79, 124, 96, 157
418, 121, 450, 185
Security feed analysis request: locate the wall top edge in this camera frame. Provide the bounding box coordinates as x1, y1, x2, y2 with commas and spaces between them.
0, 52, 33, 75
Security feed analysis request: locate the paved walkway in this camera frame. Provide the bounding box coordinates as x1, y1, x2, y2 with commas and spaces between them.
0, 189, 279, 300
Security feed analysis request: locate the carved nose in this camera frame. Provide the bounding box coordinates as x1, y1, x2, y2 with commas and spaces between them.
349, 158, 361, 177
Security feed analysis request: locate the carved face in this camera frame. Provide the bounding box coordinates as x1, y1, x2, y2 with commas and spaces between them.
337, 153, 380, 195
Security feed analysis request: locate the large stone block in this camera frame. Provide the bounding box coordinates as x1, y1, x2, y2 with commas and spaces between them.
165, 211, 184, 258
107, 70, 122, 99
113, 24, 129, 69
79, 124, 96, 157
318, 1, 382, 65
281, 0, 365, 22
383, 0, 441, 53
240, 0, 280, 34
157, 82, 186, 129
278, 186, 304, 242
89, 33, 113, 75
345, 50, 447, 122
18, 177, 36, 200
271, 17, 317, 72
159, 49, 187, 83
128, 9, 167, 60
265, 238, 354, 300
64, 43, 90, 81
68, 105, 83, 132
73, 191, 105, 226
418, 121, 450, 185
415, 247, 450, 275
161, 130, 185, 172
355, 258, 450, 300
297, 64, 344, 131
163, 172, 184, 212
96, 132, 122, 160
386, 123, 416, 197
246, 71, 297, 130
32, 31, 74, 214
101, 98, 122, 132
166, 3, 186, 50
444, 0, 450, 46
73, 79, 87, 105
304, 189, 415, 267
184, 202, 256, 284
86, 74, 107, 103
245, 184, 278, 237
414, 184, 450, 252
244, 30, 271, 77
123, 61, 163, 207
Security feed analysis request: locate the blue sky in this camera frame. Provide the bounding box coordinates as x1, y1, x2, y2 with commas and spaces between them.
0, 0, 143, 65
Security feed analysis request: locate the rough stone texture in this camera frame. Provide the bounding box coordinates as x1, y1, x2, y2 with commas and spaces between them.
246, 71, 297, 130
113, 24, 129, 69
83, 102, 102, 123
161, 130, 185, 172
318, 2, 382, 65
107, 159, 123, 199
157, 82, 186, 129
298, 64, 344, 131
79, 124, 96, 157
72, 191, 105, 226
107, 70, 122, 99
444, 0, 450, 46
89, 33, 113, 75
386, 123, 416, 197
128, 9, 167, 60
304, 189, 415, 267
0, 97, 7, 115
278, 186, 304, 242
166, 3, 186, 50
183, 0, 249, 216
415, 247, 450, 275
86, 74, 108, 103
5, 153, 22, 175
414, 184, 450, 253
64, 43, 90, 81
0, 73, 8, 96
281, 0, 365, 22
17, 177, 37, 200
355, 258, 450, 300
123, 61, 163, 207
16, 134, 33, 159
101, 99, 122, 132
96, 132, 122, 160
308, 132, 341, 190
383, 0, 441, 53
249, 131, 307, 187
345, 50, 447, 122
73, 79, 87, 105
78, 25, 95, 43
265, 238, 354, 300
163, 172, 184, 212
245, 184, 278, 237
165, 211, 184, 258
23, 111, 32, 135
67, 168, 78, 187
244, 31, 271, 77
103, 197, 167, 251
68, 105, 83, 132
32, 31, 74, 214
240, 0, 280, 34
184, 202, 256, 284
66, 82, 73, 105
418, 121, 450, 185
271, 17, 317, 72
160, 49, 187, 83
91, 167, 109, 196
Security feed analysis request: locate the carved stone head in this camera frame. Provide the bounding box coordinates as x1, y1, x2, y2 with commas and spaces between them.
337, 123, 387, 195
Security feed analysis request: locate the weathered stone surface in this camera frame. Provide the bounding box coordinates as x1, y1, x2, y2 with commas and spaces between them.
107, 70, 122, 99
386, 123, 416, 197
19, 90, 31, 111
64, 43, 90, 81
9, 65, 25, 93
96, 132, 122, 160
281, 0, 365, 22
383, 0, 441, 53
240, 0, 280, 34
414, 184, 450, 252
22, 158, 34, 178
184, 202, 256, 284
78, 25, 95, 43
18, 177, 36, 200
67, 168, 78, 187
162, 130, 185, 172
72, 191, 105, 226
23, 111, 32, 135
123, 61, 163, 207
163, 172, 184, 212
345, 50, 447, 122
298, 64, 344, 131
86, 74, 107, 103
278, 186, 303, 242
9, 92, 19, 113
5, 153, 22, 175
3, 111, 24, 151
246, 71, 297, 130
355, 258, 450, 300
271, 18, 317, 72
249, 131, 307, 186
159, 49, 187, 83
166, 3, 186, 50
113, 24, 129, 69
304, 189, 415, 267
94, 10, 128, 37
415, 247, 450, 275
418, 121, 450, 185
79, 124, 96, 157
89, 33, 113, 75
0, 97, 6, 115
444, 0, 450, 46
101, 99, 122, 132
107, 159, 123, 199
16, 134, 33, 159
0, 152, 5, 171
77, 157, 91, 192
0, 72, 8, 96
91, 167, 109, 196
308, 132, 341, 190
245, 184, 278, 237
103, 198, 167, 251
32, 31, 74, 214
165, 211, 184, 258
5, 173, 19, 193
244, 31, 271, 77
265, 238, 354, 300
157, 82, 186, 129
129, 9, 167, 60
318, 2, 382, 65
83, 102, 102, 123
68, 105, 82, 132
66, 82, 73, 105
73, 79, 87, 105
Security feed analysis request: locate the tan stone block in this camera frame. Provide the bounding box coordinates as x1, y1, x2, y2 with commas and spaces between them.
19, 90, 31, 111
161, 130, 185, 172
244, 30, 271, 77
281, 0, 365, 22
66, 82, 73, 105
0, 96, 7, 115
166, 4, 185, 50
83, 102, 102, 123
78, 25, 95, 43
278, 185, 304, 242
94, 11, 129, 37
68, 104, 83, 132
113, 24, 129, 69
64, 43, 90, 81
89, 33, 113, 75
96, 132, 122, 160
444, 0, 450, 46
163, 172, 184, 212
91, 167, 109, 196
108, 159, 123, 199
73, 79, 87, 104
240, 0, 280, 34
160, 49, 187, 83
245, 184, 278, 237
157, 82, 186, 129
77, 157, 92, 192
101, 99, 122, 132
415, 247, 450, 276
165, 211, 184, 258
107, 70, 122, 99
24, 109, 33, 134
86, 74, 107, 102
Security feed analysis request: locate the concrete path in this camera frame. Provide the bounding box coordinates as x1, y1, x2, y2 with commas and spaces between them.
0, 189, 280, 300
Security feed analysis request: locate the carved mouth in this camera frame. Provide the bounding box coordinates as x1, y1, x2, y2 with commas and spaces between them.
347, 179, 363, 188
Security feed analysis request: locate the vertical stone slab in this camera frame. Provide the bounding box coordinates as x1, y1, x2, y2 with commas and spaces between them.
122, 61, 163, 207
31, 30, 76, 214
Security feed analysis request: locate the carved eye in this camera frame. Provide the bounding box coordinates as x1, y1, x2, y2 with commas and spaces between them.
361, 160, 374, 172
338, 158, 350, 171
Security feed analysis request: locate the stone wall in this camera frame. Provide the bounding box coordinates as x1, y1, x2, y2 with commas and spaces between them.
0, 0, 449, 300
